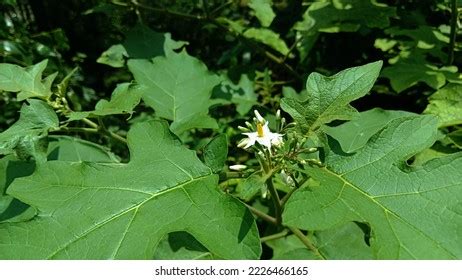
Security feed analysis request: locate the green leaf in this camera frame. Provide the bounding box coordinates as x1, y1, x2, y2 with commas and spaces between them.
248, 0, 276, 27
203, 134, 228, 173
154, 231, 216, 260
96, 44, 128, 68
283, 115, 462, 259
127, 51, 221, 135
0, 156, 36, 222
235, 174, 265, 202
295, 0, 396, 33
293, 0, 395, 60
243, 28, 289, 55
0, 121, 261, 259
67, 83, 142, 121
267, 223, 372, 260
324, 108, 416, 153
0, 100, 59, 161
281, 61, 383, 134
0, 60, 56, 101
424, 83, 462, 127
212, 74, 258, 116
47, 136, 119, 163
123, 24, 165, 59
382, 52, 458, 92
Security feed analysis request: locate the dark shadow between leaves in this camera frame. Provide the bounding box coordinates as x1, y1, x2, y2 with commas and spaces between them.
238, 207, 253, 243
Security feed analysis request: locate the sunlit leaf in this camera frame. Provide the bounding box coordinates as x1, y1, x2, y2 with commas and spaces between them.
284, 115, 462, 259
0, 121, 261, 259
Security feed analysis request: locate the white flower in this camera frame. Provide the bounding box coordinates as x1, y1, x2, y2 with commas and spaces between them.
240, 121, 283, 150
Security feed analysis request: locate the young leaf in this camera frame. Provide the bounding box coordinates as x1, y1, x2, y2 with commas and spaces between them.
67, 83, 142, 121
0, 100, 59, 161
248, 0, 276, 27
127, 51, 221, 135
0, 121, 261, 259
283, 115, 462, 259
0, 60, 56, 101
203, 134, 228, 173
281, 61, 383, 134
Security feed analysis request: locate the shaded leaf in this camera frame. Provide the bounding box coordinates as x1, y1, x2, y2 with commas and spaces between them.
123, 24, 165, 59
382, 52, 458, 92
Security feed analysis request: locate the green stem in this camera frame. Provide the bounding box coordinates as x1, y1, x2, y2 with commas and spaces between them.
245, 204, 277, 225
280, 186, 297, 207
288, 227, 326, 260
266, 177, 282, 226
448, 0, 458, 65
82, 118, 127, 144
260, 230, 289, 243
54, 127, 98, 134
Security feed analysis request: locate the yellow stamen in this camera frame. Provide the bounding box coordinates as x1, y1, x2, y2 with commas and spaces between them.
257, 122, 264, 137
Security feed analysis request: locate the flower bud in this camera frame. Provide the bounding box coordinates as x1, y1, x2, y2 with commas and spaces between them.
238, 126, 250, 132
229, 164, 247, 171
254, 110, 265, 123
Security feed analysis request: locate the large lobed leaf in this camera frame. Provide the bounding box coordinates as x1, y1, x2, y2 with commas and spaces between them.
281, 61, 383, 134
0, 121, 261, 259
128, 51, 221, 135
283, 115, 462, 259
